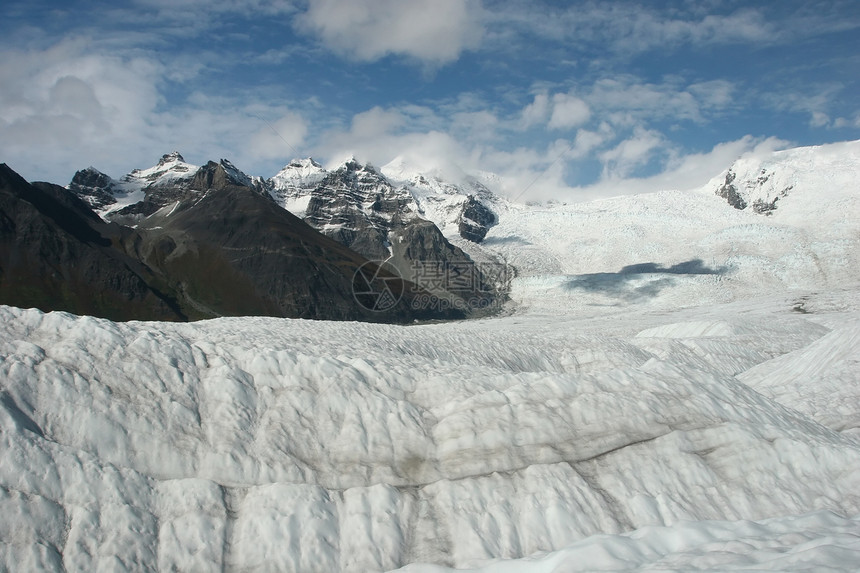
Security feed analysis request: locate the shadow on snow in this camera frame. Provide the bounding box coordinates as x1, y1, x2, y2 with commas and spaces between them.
562, 259, 729, 301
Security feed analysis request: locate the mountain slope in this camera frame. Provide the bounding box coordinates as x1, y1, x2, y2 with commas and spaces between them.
267, 157, 503, 312
0, 164, 187, 321
709, 139, 860, 216
66, 154, 505, 316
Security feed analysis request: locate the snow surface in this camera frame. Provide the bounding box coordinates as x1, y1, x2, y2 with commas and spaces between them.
2, 141, 860, 572
395, 511, 860, 572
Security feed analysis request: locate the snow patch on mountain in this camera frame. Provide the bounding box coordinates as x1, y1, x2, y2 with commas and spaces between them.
268, 158, 327, 217
66, 152, 201, 218
119, 151, 199, 192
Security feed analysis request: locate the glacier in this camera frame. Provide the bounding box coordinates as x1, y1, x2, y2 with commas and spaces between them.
2, 141, 860, 571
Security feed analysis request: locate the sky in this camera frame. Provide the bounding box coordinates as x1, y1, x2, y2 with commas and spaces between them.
1, 0, 858, 201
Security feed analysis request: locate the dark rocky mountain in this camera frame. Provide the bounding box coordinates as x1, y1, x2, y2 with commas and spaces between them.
300, 159, 416, 260
67, 166, 119, 211
266, 158, 503, 311
57, 153, 508, 318
0, 164, 186, 321
714, 166, 793, 216
127, 161, 460, 322
2, 161, 468, 322
458, 195, 497, 243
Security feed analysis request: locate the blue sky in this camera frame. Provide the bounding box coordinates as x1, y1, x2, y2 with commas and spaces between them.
1, 0, 858, 200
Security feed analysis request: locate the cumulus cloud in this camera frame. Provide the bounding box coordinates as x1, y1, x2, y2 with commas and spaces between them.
295, 0, 484, 64
687, 80, 736, 110
569, 125, 614, 159
519, 93, 550, 128
589, 77, 703, 123
518, 92, 590, 131
762, 85, 847, 129
599, 127, 666, 179
310, 104, 471, 176
0, 38, 316, 182
248, 112, 309, 160
0, 39, 167, 180
548, 93, 591, 130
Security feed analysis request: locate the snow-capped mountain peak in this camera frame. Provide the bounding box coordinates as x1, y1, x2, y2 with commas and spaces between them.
268, 158, 328, 216
273, 157, 325, 180
121, 152, 199, 191
156, 151, 186, 166
708, 140, 860, 217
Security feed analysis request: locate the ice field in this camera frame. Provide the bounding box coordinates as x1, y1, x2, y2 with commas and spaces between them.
1, 141, 860, 571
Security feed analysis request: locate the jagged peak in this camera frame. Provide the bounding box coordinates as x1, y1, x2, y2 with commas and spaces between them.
286, 157, 323, 170
157, 151, 186, 166
69, 166, 114, 189
218, 158, 253, 184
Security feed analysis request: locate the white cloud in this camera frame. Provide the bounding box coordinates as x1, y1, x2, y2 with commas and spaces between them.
569, 125, 613, 159
248, 112, 309, 160
0, 39, 166, 180
687, 80, 736, 110
548, 93, 590, 130
832, 114, 860, 129
762, 85, 843, 129
484, 3, 804, 57
309, 104, 470, 175
599, 127, 665, 179
810, 111, 831, 128
518, 91, 591, 131
295, 0, 484, 65
519, 93, 549, 129
566, 135, 792, 201
0, 39, 315, 182
350, 107, 407, 138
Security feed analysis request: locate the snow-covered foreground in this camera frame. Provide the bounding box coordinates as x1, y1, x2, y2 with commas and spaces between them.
2, 288, 860, 572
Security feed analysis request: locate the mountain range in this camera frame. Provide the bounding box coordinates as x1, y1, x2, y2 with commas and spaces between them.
1, 151, 509, 322
4, 141, 859, 323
